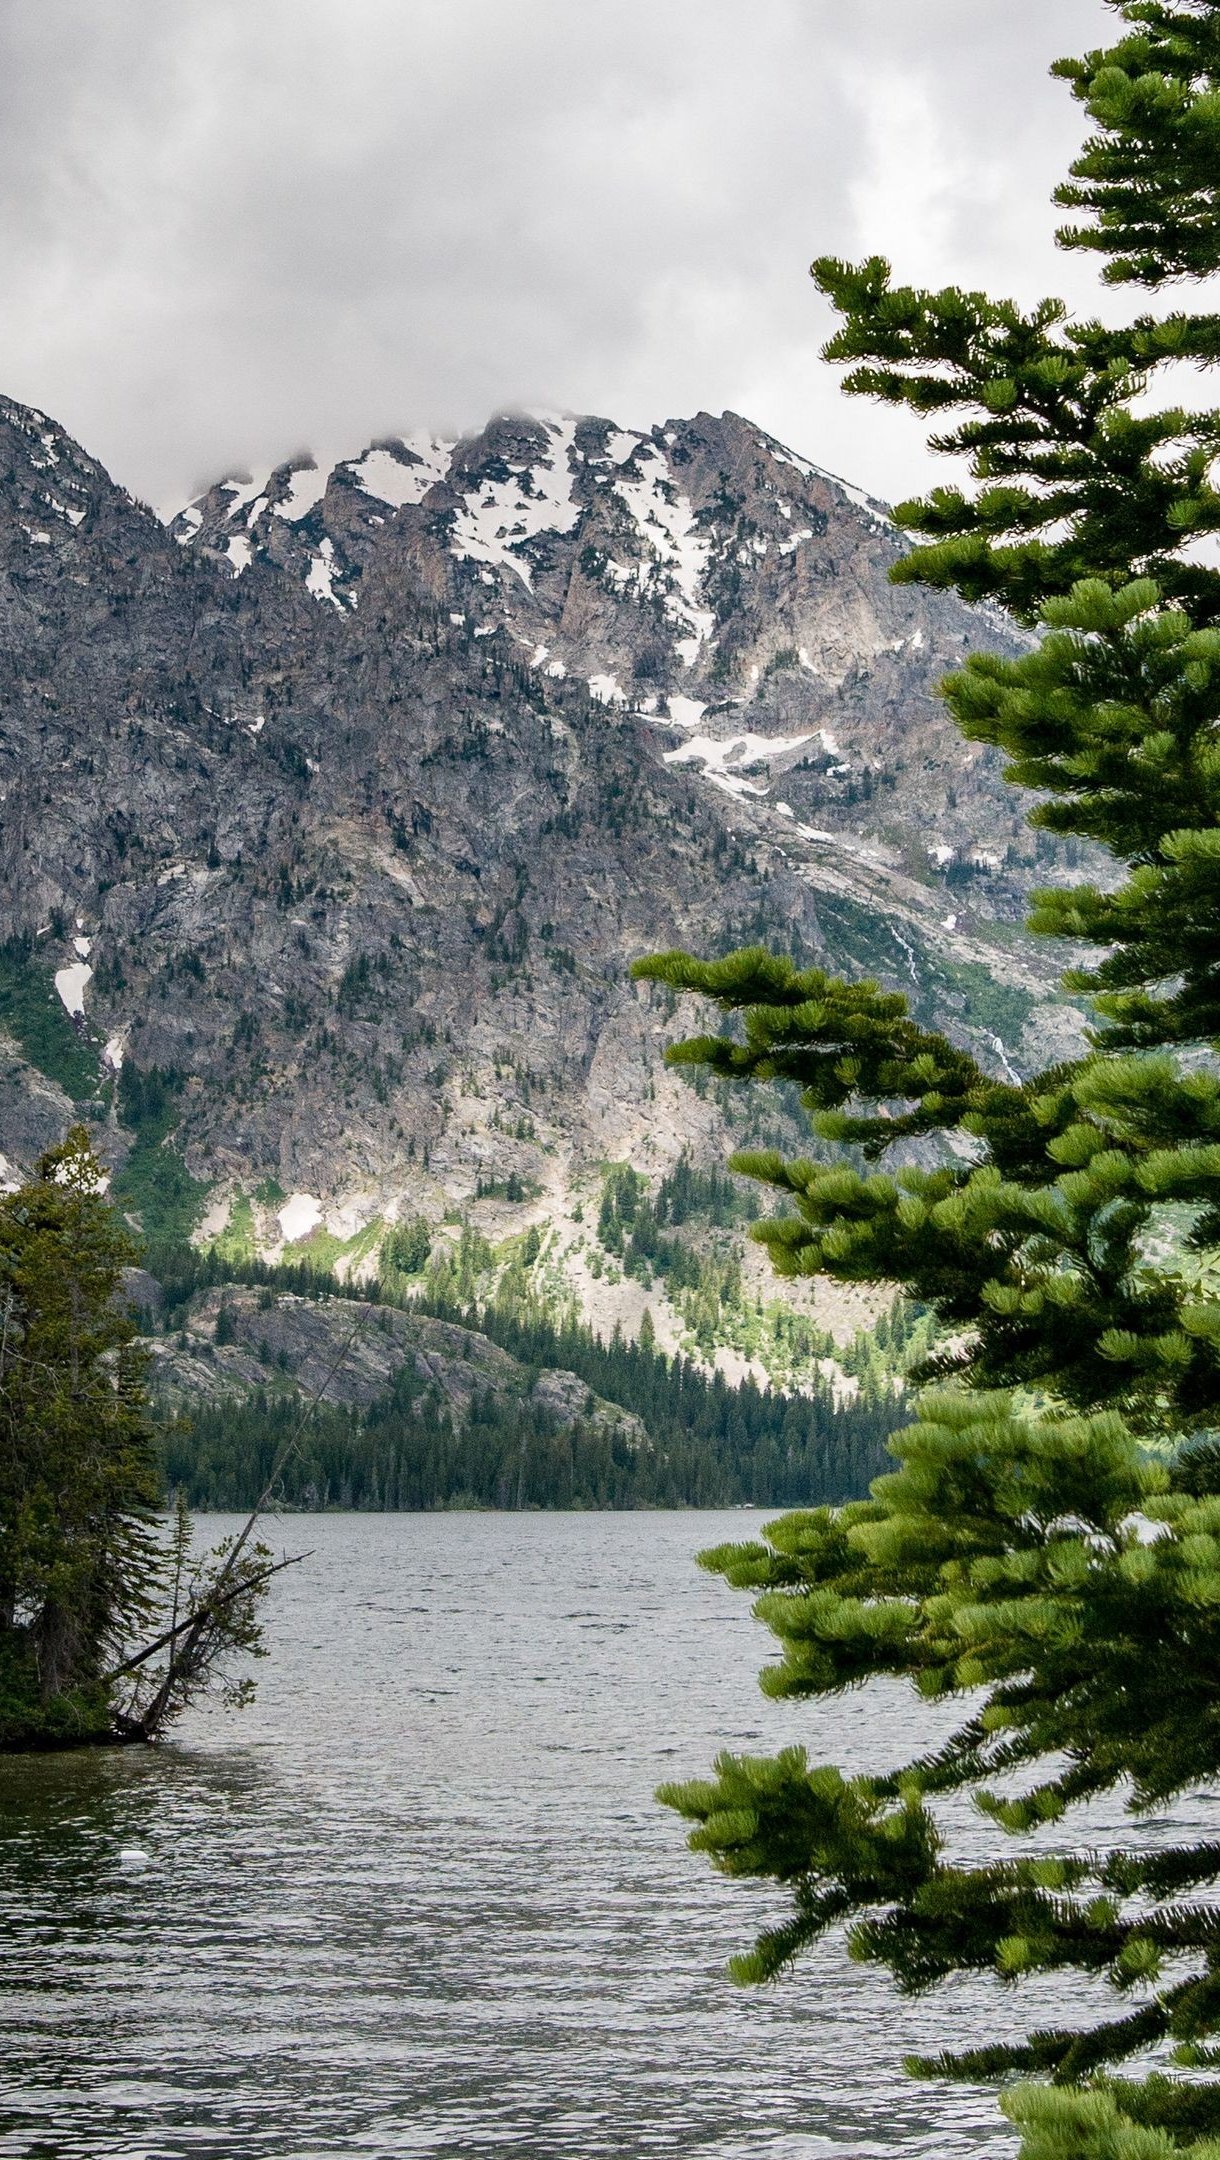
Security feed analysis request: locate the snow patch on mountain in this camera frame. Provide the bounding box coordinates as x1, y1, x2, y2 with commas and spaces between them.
278, 1193, 322, 1243
55, 961, 91, 1016
600, 428, 646, 467
274, 463, 329, 523
587, 674, 626, 706
665, 695, 706, 729
220, 470, 273, 521
347, 436, 452, 509
306, 537, 343, 607
609, 443, 716, 667
449, 418, 580, 588
664, 730, 814, 779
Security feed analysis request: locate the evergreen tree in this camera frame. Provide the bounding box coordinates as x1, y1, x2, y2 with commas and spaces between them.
0, 1129, 277, 1748
636, 8, 1220, 2155
0, 1128, 162, 1743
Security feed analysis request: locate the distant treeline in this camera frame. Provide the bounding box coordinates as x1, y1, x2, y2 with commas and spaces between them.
160, 1279, 903, 1512
147, 1246, 361, 1319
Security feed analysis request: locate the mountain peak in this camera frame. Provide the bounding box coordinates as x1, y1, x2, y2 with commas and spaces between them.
166, 406, 898, 686
0, 389, 1071, 1340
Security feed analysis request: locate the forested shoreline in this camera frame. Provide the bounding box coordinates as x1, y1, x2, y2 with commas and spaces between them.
162, 1286, 899, 1511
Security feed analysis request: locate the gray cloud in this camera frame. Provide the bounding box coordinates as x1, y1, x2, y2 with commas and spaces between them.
0, 0, 1112, 515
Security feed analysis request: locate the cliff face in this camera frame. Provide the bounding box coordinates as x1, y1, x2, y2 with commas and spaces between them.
0, 393, 1084, 1337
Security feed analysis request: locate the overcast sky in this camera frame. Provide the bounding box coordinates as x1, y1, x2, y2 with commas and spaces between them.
1, 0, 1115, 517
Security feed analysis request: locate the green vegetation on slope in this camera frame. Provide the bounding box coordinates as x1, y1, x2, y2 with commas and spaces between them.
146, 1221, 899, 1512
0, 937, 99, 1099
111, 1064, 208, 1272
814, 893, 1035, 1050
591, 1157, 937, 1391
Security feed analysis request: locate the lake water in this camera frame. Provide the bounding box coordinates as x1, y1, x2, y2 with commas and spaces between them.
0, 1511, 1069, 2158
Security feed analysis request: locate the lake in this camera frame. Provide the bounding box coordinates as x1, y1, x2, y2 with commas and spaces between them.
0, 1511, 1058, 2158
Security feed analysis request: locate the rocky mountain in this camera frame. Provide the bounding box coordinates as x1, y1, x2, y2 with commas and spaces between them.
0, 393, 1086, 1375
146, 1281, 645, 1449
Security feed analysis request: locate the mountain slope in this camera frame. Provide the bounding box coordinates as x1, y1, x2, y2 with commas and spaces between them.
0, 394, 1085, 1367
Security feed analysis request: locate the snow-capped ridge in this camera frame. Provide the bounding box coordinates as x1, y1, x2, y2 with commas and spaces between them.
163, 409, 907, 757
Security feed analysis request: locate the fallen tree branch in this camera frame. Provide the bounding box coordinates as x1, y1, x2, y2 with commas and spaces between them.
102, 1550, 310, 1684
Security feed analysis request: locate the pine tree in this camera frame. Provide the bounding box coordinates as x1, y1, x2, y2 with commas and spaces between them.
0, 1129, 280, 1748
635, 7, 1220, 2154
0, 1127, 163, 1743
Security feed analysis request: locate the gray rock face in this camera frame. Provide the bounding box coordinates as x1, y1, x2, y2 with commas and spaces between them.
529, 1365, 647, 1450
0, 392, 1082, 1282
146, 1284, 644, 1445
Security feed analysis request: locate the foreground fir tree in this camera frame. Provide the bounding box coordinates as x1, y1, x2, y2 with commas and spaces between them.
0, 1128, 278, 1748
636, 5, 1220, 2154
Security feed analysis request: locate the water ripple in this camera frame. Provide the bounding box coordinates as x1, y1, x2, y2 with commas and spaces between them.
0, 1512, 1040, 2159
